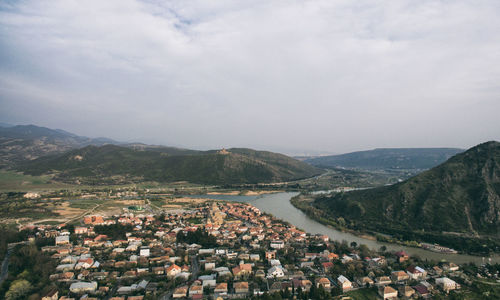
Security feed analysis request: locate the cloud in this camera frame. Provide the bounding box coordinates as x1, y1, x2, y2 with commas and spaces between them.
1, 0, 499, 154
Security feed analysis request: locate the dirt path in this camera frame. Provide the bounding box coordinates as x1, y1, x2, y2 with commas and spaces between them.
28, 203, 102, 226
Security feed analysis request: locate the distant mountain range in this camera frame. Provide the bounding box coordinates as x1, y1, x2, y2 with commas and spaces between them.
314, 141, 500, 237
305, 148, 464, 174
0, 124, 322, 185
0, 124, 121, 167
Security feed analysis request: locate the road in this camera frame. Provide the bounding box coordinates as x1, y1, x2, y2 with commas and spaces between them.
27, 203, 103, 227
160, 254, 199, 300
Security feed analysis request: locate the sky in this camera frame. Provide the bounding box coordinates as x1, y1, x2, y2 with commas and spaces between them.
1, 0, 500, 155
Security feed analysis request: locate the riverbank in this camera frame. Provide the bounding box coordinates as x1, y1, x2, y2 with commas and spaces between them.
290, 194, 387, 244
289, 193, 497, 257
189, 191, 499, 263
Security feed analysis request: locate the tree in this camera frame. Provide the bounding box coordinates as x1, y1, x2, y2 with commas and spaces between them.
5, 279, 32, 300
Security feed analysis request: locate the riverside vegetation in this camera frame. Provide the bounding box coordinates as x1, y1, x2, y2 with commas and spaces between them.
293, 142, 500, 255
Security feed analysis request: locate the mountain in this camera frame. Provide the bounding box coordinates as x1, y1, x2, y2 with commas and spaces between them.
314, 141, 500, 237
16, 144, 323, 185
0, 124, 121, 167
305, 148, 463, 172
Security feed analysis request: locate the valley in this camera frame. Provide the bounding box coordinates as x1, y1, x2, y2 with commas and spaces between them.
1, 124, 500, 299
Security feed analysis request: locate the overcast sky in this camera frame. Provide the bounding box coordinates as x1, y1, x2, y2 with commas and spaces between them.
1, 0, 499, 155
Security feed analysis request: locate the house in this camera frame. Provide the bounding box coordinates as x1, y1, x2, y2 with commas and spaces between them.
270, 240, 284, 249
270, 281, 293, 293
395, 251, 409, 262
69, 281, 98, 293
56, 236, 70, 245
232, 263, 252, 278
341, 255, 353, 264
166, 264, 182, 277
267, 265, 285, 278
412, 284, 430, 298
337, 275, 352, 292
375, 276, 392, 286
328, 252, 339, 261
189, 284, 203, 296
436, 277, 459, 292
391, 270, 410, 283
205, 262, 215, 270
265, 250, 276, 260
234, 281, 249, 294
200, 275, 217, 288
250, 254, 260, 261
139, 247, 150, 257
269, 282, 284, 294
74, 227, 88, 235
443, 262, 459, 272
214, 282, 228, 294
270, 259, 281, 266
398, 286, 415, 298
322, 262, 334, 272
172, 286, 188, 298
406, 266, 427, 280
293, 279, 313, 292
316, 277, 331, 290
75, 258, 94, 270
432, 266, 443, 276
356, 276, 374, 287
255, 269, 266, 278
378, 286, 398, 300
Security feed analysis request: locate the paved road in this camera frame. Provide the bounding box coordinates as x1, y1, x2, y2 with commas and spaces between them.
160, 254, 199, 300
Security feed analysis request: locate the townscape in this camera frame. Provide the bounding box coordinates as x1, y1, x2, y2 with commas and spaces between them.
2, 0, 500, 299
9, 196, 497, 300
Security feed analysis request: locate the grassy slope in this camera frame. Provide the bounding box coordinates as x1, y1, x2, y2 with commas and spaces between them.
17, 145, 322, 185
314, 141, 500, 236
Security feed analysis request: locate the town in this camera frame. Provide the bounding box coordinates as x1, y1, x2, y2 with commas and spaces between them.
9, 199, 493, 300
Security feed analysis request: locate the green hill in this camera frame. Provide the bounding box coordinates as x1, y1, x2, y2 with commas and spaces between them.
314, 141, 500, 237
17, 144, 322, 185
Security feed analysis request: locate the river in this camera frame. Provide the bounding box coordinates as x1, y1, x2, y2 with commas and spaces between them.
187, 192, 500, 264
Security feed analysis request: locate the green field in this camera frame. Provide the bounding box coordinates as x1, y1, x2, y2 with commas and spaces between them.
68, 198, 106, 209
0, 170, 55, 191
346, 288, 378, 300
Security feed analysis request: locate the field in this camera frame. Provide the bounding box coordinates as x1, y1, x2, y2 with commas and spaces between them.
0, 170, 62, 191
345, 288, 378, 300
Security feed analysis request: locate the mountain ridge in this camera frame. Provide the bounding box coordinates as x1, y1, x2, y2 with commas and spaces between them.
314, 141, 500, 237
305, 147, 464, 172
16, 144, 323, 185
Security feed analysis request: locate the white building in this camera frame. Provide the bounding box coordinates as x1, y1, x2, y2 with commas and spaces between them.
55, 236, 70, 245
69, 281, 98, 293
139, 247, 150, 257
267, 266, 285, 278
436, 277, 459, 292
270, 259, 281, 266
270, 240, 284, 249
337, 275, 352, 292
